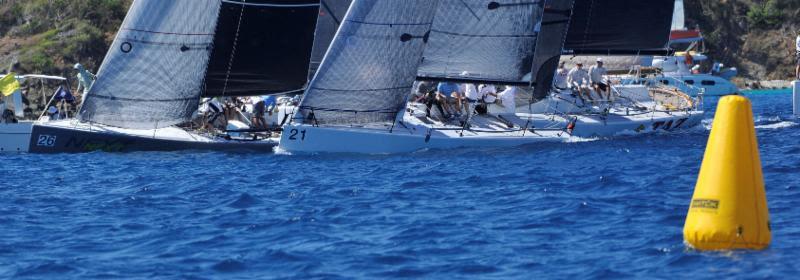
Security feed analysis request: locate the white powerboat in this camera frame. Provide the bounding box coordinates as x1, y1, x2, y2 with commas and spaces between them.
651, 52, 739, 96
0, 74, 69, 152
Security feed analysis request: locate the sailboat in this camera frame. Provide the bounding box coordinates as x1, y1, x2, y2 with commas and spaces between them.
27, 0, 341, 153
279, 0, 703, 154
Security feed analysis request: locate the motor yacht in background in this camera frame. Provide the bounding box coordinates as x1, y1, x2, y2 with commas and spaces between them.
0, 74, 69, 152
650, 0, 739, 96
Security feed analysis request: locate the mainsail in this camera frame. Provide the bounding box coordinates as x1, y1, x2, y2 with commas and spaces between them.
308, 0, 353, 81
417, 0, 544, 85
79, 0, 221, 129
564, 0, 675, 55
203, 0, 320, 97
298, 0, 439, 125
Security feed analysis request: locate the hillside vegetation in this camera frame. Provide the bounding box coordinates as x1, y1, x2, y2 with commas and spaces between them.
0, 0, 130, 76
0, 0, 798, 83
684, 0, 799, 81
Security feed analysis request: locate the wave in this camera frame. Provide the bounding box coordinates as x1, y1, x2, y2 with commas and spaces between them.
755, 121, 798, 130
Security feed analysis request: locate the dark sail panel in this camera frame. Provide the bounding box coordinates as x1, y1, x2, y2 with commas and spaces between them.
308, 0, 353, 81
564, 0, 674, 55
530, 0, 576, 99
204, 0, 320, 97
417, 0, 543, 85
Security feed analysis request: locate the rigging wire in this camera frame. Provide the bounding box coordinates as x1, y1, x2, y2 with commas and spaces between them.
221, 0, 247, 98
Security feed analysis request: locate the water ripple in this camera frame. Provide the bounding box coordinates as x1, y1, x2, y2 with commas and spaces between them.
1, 91, 798, 278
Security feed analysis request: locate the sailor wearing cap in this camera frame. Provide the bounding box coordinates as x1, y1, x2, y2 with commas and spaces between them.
74, 63, 96, 105
567, 62, 592, 104
795, 30, 800, 80
589, 57, 609, 100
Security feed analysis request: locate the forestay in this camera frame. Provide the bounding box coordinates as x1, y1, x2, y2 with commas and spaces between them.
417, 0, 544, 85
80, 0, 221, 129
308, 0, 354, 81
564, 0, 674, 55
204, 0, 320, 97
298, 0, 439, 125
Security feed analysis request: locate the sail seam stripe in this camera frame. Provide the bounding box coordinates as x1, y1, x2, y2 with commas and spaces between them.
221, 0, 319, 8
345, 19, 432, 26
431, 29, 537, 38
122, 28, 214, 36
309, 86, 411, 92
88, 95, 196, 102
118, 38, 212, 47
299, 106, 398, 113
416, 76, 537, 86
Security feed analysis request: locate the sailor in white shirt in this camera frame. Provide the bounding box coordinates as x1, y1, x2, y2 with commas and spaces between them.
462, 83, 480, 117
497, 86, 517, 114
795, 31, 800, 80
589, 58, 609, 100
567, 62, 592, 103
553, 61, 568, 89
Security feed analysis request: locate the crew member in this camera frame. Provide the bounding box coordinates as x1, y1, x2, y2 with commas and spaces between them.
795, 30, 800, 80
567, 62, 592, 104
553, 61, 568, 89
589, 58, 609, 100
74, 63, 96, 105
497, 86, 518, 114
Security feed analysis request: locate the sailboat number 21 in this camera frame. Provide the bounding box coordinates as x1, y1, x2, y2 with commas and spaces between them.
288, 129, 306, 141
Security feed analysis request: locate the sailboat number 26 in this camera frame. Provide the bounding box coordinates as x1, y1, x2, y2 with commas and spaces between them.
36, 135, 57, 147
288, 129, 306, 141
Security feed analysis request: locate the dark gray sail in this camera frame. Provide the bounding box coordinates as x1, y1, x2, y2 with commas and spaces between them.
298, 0, 440, 125
417, 0, 544, 85
308, 0, 353, 81
564, 0, 675, 55
203, 0, 321, 97
530, 0, 576, 99
79, 0, 221, 129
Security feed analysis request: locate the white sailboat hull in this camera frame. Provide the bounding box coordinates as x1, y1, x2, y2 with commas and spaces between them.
0, 121, 33, 152
27, 120, 278, 153
279, 110, 703, 154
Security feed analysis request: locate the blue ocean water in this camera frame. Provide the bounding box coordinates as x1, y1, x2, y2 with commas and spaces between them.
1, 90, 799, 279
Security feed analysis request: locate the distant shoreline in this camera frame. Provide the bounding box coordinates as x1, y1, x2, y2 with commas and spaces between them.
737, 79, 793, 90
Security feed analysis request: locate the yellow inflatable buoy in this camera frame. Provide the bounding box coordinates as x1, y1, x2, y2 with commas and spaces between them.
683, 95, 771, 250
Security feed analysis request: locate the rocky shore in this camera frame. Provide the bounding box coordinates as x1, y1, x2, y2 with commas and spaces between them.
735, 79, 793, 90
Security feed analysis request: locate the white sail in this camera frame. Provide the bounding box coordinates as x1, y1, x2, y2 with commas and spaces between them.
80, 0, 221, 129
671, 0, 685, 30
417, 0, 543, 84
298, 0, 440, 125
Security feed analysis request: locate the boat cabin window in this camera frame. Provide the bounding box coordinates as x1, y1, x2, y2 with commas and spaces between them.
701, 80, 716, 86
660, 80, 670, 85
684, 80, 695, 85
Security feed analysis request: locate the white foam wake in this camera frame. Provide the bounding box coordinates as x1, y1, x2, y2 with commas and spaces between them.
755, 121, 798, 130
